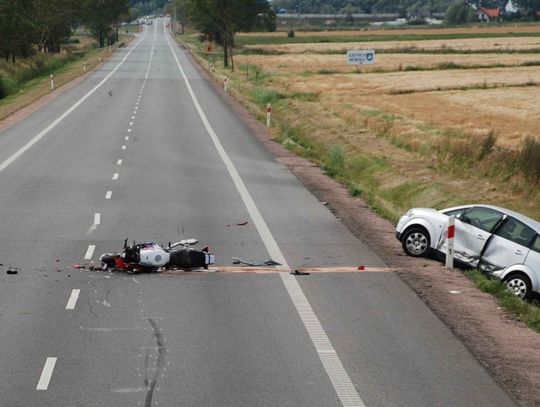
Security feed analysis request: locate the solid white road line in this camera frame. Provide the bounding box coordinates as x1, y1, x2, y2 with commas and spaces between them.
84, 245, 95, 260
112, 173, 119, 180
165, 23, 366, 407
0, 32, 147, 174
105, 191, 112, 199
36, 357, 57, 390
66, 289, 81, 310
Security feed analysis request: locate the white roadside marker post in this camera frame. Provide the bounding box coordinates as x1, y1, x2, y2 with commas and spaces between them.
224, 77, 228, 92
266, 103, 272, 128
50, 74, 54, 91
83, 62, 86, 72
446, 215, 455, 270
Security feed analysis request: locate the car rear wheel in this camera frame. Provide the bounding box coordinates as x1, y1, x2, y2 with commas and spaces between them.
504, 273, 532, 301
402, 227, 430, 257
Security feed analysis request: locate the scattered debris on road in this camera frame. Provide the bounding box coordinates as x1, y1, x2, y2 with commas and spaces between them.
232, 257, 281, 266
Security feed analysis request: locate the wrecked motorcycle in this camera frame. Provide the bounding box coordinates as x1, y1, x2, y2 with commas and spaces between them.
99, 238, 215, 272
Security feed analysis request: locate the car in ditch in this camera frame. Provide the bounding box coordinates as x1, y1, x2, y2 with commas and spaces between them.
395, 204, 540, 300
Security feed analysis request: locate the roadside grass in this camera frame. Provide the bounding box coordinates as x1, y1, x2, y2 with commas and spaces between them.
465, 270, 540, 332
0, 33, 134, 122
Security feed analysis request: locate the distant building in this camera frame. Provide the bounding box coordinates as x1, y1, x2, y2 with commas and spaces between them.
477, 7, 501, 21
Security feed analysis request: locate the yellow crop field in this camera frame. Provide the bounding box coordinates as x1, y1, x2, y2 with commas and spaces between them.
205, 26, 540, 219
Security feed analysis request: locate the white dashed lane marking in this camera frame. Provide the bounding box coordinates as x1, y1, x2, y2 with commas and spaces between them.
84, 245, 95, 260
117, 159, 123, 165
66, 289, 81, 310
105, 191, 112, 199
112, 173, 119, 180
121, 145, 126, 150
36, 357, 57, 390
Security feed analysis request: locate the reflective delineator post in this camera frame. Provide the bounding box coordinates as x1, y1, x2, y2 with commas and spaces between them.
109, 45, 112, 53
83, 62, 86, 72
224, 77, 228, 92
446, 215, 455, 270
50, 74, 54, 91
266, 103, 272, 128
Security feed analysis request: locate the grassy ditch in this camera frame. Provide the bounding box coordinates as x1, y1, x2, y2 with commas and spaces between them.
466, 270, 540, 332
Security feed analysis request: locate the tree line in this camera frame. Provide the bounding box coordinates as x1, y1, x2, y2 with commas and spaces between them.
0, 0, 130, 63
173, 0, 275, 68
268, 0, 540, 18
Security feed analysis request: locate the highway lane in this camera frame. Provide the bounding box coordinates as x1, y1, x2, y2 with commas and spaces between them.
0, 19, 516, 406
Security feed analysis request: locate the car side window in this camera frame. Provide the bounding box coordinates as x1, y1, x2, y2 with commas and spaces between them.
442, 208, 468, 217
531, 236, 540, 253
460, 207, 504, 233
495, 217, 536, 247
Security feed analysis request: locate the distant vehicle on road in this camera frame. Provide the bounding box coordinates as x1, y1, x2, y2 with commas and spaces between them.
395, 204, 540, 299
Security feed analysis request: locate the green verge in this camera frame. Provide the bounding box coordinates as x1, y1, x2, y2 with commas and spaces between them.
465, 270, 540, 332
0, 32, 135, 120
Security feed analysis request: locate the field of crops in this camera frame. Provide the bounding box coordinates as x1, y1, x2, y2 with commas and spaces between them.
190, 24, 540, 220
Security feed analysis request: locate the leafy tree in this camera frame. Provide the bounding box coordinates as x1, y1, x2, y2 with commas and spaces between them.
187, 0, 274, 68
445, 0, 476, 24
31, 0, 81, 53
82, 0, 129, 48
514, 0, 540, 17
0, 0, 35, 62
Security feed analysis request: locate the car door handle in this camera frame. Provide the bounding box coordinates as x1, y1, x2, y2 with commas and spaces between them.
476, 235, 485, 240
515, 249, 524, 256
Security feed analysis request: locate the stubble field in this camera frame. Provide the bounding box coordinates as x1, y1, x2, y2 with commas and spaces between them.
219, 25, 540, 221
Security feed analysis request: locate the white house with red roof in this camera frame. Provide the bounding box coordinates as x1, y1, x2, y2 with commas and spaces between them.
477, 7, 501, 21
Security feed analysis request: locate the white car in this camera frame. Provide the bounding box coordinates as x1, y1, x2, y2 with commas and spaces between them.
396, 204, 540, 300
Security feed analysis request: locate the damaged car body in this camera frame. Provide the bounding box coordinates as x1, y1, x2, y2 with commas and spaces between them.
396, 204, 540, 300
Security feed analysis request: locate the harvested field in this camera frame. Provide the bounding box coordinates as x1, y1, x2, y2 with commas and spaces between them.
244, 36, 540, 53
196, 26, 540, 217
279, 66, 540, 94
236, 53, 540, 74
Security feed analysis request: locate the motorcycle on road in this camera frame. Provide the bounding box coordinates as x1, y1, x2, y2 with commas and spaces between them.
100, 238, 215, 273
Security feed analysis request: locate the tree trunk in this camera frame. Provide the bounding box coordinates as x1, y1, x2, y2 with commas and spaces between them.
223, 37, 228, 67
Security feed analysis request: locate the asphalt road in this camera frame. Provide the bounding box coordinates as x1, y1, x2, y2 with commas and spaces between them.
0, 20, 517, 407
